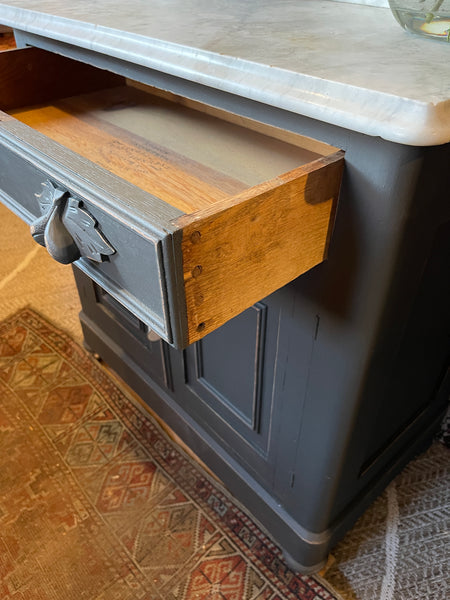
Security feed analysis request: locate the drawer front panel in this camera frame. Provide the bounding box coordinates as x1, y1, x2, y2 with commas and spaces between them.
0, 129, 174, 341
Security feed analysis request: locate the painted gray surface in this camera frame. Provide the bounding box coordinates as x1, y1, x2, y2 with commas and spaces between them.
181, 298, 281, 483
81, 322, 329, 572
0, 2, 448, 571
1, 0, 450, 144
75, 269, 173, 392
74, 120, 450, 569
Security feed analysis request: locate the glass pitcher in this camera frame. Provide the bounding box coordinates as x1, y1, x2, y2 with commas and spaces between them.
389, 0, 450, 40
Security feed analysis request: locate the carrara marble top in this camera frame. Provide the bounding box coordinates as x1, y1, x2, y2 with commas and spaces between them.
0, 0, 449, 146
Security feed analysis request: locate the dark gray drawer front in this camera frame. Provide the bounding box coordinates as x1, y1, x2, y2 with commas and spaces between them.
0, 128, 176, 342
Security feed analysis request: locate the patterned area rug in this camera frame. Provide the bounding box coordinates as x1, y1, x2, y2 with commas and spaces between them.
0, 308, 342, 600
325, 443, 449, 600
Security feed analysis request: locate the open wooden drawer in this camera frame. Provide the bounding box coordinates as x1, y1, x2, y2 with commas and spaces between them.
0, 47, 344, 347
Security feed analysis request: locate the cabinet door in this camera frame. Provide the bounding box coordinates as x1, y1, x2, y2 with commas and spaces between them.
76, 263, 294, 489
74, 268, 173, 392
180, 293, 287, 484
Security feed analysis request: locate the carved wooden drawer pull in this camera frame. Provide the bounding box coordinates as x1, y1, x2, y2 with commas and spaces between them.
30, 181, 115, 264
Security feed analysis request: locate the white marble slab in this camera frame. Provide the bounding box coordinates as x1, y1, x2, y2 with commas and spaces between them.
0, 0, 449, 145
330, 1, 389, 6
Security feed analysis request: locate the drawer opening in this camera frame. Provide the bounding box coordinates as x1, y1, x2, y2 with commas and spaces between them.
5, 66, 329, 215
0, 47, 344, 346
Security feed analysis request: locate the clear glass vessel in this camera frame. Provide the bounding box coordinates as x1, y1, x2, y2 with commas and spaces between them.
389, 0, 450, 40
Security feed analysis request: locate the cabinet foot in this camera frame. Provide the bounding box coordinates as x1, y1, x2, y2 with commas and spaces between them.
82, 340, 92, 353
83, 340, 101, 361
282, 550, 327, 575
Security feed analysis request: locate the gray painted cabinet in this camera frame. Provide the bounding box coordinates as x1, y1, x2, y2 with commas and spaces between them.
0, 10, 449, 573
72, 92, 450, 571
74, 123, 450, 569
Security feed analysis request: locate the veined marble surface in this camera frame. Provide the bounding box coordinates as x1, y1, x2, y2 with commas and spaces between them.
0, 0, 449, 145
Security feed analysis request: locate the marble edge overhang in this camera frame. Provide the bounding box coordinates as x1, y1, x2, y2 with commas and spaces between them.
1, 4, 449, 147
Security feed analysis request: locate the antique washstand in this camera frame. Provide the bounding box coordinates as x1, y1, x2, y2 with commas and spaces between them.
0, 0, 448, 572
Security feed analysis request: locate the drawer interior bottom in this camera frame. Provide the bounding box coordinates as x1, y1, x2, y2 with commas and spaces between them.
9, 83, 322, 214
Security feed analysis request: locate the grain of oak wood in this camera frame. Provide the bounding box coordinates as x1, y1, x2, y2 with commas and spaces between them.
57, 91, 249, 197
11, 104, 236, 214
176, 151, 345, 344
8, 82, 322, 215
